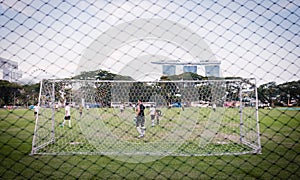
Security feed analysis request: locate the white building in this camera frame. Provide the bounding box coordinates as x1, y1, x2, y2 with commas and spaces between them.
152, 60, 221, 77
205, 65, 220, 77
183, 65, 197, 73
0, 57, 22, 82
163, 65, 176, 75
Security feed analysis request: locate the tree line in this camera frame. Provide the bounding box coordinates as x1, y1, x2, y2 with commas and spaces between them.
1, 69, 299, 107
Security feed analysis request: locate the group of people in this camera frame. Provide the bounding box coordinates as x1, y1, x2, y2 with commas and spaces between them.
33, 102, 72, 128
34, 99, 162, 138
134, 99, 161, 138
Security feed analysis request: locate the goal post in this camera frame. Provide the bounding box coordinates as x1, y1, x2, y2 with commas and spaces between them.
31, 80, 56, 154
31, 79, 261, 157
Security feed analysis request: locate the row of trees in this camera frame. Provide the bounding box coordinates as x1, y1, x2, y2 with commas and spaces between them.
257, 81, 300, 107
0, 80, 39, 107
0, 69, 299, 107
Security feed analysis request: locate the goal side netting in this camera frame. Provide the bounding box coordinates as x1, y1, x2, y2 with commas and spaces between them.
31, 79, 261, 157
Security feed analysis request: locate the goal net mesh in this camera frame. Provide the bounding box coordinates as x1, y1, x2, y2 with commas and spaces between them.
32, 79, 261, 157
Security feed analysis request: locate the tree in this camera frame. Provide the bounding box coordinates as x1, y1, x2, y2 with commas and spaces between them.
96, 70, 116, 80
22, 83, 40, 106
72, 69, 133, 81
257, 82, 277, 106
0, 80, 22, 106
158, 76, 179, 105
257, 80, 300, 107
95, 82, 112, 107
129, 82, 153, 102
163, 72, 205, 80
277, 80, 300, 106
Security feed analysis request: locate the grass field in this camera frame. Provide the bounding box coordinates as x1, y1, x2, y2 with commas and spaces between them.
31, 107, 257, 157
0, 108, 299, 179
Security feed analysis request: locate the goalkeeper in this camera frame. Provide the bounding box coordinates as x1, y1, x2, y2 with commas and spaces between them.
135, 99, 146, 138
61, 102, 71, 128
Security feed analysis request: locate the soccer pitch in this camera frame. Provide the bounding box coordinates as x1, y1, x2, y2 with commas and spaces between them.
32, 107, 258, 157
0, 108, 299, 179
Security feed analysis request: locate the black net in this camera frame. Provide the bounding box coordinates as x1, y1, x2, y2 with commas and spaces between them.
0, 0, 299, 179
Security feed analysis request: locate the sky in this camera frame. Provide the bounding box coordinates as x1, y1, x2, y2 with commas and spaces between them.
0, 0, 299, 85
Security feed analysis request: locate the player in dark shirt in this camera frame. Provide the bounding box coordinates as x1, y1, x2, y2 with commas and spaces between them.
136, 99, 145, 138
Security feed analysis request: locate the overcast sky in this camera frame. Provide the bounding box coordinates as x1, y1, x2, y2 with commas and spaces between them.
1, 0, 299, 85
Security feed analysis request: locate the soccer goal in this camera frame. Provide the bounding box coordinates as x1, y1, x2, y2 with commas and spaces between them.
31, 79, 261, 158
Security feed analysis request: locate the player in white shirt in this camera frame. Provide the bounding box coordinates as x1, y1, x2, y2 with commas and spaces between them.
120, 103, 125, 114
149, 105, 156, 127
33, 103, 39, 118
61, 103, 71, 128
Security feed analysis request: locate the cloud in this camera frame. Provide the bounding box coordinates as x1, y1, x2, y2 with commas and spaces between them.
1, 0, 299, 85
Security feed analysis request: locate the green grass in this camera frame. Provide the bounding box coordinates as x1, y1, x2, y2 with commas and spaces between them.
0, 108, 299, 179
31, 107, 257, 156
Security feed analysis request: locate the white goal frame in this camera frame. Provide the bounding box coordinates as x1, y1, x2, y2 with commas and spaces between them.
31, 79, 261, 156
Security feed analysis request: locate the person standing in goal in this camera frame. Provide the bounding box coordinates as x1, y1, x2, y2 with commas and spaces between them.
156, 109, 161, 125
61, 102, 71, 128
149, 105, 156, 127
33, 103, 39, 119
136, 99, 146, 138
79, 104, 83, 117
120, 102, 125, 114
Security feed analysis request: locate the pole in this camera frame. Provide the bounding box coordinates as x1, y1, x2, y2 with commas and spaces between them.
51, 81, 55, 143
30, 80, 43, 154
239, 81, 243, 144
254, 79, 261, 153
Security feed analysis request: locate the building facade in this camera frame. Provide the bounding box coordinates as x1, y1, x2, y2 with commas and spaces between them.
162, 65, 176, 75
205, 65, 220, 77
152, 60, 221, 77
183, 65, 197, 73
0, 57, 22, 82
